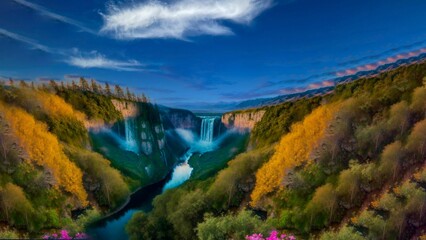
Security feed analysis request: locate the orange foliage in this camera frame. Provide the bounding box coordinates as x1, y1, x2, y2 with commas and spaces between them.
34, 91, 86, 121
250, 104, 338, 206
0, 102, 87, 206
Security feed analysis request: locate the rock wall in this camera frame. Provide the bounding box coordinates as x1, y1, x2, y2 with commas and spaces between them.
221, 110, 266, 132
111, 99, 139, 118
159, 106, 201, 133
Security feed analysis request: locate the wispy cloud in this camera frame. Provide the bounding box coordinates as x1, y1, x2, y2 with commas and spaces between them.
0, 27, 54, 53
66, 50, 144, 71
12, 0, 97, 35
0, 28, 143, 71
101, 0, 273, 40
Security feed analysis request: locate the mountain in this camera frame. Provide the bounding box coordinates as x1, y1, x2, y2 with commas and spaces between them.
234, 52, 426, 110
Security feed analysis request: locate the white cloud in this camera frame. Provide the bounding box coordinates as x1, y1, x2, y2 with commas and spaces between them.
12, 0, 97, 35
66, 51, 143, 71
0, 28, 142, 71
101, 0, 273, 39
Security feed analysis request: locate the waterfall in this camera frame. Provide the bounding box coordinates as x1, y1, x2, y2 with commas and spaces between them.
123, 118, 138, 153
200, 117, 216, 142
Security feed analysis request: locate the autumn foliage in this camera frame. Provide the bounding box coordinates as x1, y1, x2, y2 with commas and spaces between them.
251, 104, 338, 206
0, 103, 88, 206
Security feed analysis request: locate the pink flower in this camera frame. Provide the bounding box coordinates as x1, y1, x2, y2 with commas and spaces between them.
247, 231, 295, 240
60, 230, 71, 240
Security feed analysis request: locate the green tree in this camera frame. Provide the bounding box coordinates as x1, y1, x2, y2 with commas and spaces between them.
197, 211, 267, 240
379, 141, 404, 181
114, 85, 124, 98
0, 183, 33, 226
91, 79, 99, 93
305, 183, 338, 227
104, 82, 112, 96
79, 78, 90, 91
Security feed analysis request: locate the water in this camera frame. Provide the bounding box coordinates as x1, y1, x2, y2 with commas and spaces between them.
200, 116, 216, 142
89, 115, 223, 240
93, 118, 140, 154
88, 174, 171, 240
89, 150, 195, 240
123, 118, 138, 153
163, 151, 193, 191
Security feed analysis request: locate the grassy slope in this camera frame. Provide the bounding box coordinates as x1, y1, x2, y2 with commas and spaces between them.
189, 133, 249, 180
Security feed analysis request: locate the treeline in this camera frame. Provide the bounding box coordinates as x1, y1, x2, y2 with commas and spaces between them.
126, 61, 426, 239
1, 78, 150, 123
0, 84, 131, 237
1, 78, 149, 103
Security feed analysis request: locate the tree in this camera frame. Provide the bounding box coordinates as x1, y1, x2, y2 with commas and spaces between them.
126, 212, 155, 240
65, 146, 129, 208
320, 226, 364, 240
114, 85, 124, 98
387, 101, 411, 136
0, 183, 33, 226
0, 104, 88, 206
378, 141, 404, 181
104, 83, 111, 96
71, 80, 78, 91
126, 87, 132, 100
79, 78, 89, 91
19, 81, 28, 88
406, 119, 426, 159
197, 211, 267, 240
91, 79, 99, 93
49, 80, 58, 90
410, 86, 426, 117
305, 183, 338, 227
168, 190, 208, 239
141, 94, 148, 103
251, 104, 337, 206
336, 161, 361, 204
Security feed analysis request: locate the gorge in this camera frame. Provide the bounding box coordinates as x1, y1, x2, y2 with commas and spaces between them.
88, 110, 240, 240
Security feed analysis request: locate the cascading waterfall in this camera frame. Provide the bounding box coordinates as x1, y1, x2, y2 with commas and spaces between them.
200, 117, 216, 142
123, 118, 138, 153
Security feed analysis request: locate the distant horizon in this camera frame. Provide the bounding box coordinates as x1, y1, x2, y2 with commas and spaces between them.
1, 0, 426, 110
3, 51, 425, 112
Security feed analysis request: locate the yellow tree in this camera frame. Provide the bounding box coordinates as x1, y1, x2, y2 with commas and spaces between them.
251, 104, 337, 206
35, 91, 86, 121
0, 103, 88, 206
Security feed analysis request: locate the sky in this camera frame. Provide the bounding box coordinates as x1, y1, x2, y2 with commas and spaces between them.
1, 0, 426, 110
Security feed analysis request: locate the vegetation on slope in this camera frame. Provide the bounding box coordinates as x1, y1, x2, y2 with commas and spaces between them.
126, 61, 426, 239
0, 80, 149, 237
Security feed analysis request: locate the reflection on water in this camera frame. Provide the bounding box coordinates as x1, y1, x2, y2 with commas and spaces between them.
88, 174, 171, 240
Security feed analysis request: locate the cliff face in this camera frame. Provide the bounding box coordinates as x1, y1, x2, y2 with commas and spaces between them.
111, 99, 139, 118
89, 101, 185, 181
160, 106, 201, 133
222, 110, 266, 132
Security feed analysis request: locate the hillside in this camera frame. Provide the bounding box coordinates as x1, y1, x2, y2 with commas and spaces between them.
126, 61, 426, 240
0, 80, 182, 238
235, 53, 426, 110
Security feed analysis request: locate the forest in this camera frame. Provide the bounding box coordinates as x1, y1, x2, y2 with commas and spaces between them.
125, 61, 426, 240
0, 79, 150, 238
0, 61, 425, 239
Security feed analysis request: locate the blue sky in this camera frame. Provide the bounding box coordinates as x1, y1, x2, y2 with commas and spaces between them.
1, 0, 426, 109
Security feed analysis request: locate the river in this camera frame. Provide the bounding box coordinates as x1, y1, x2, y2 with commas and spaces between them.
88, 116, 219, 239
